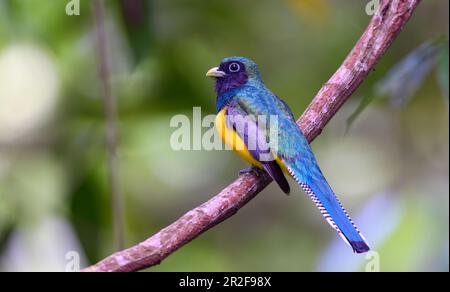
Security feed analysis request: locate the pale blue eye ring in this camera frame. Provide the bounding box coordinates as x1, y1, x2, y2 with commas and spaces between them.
229, 63, 240, 72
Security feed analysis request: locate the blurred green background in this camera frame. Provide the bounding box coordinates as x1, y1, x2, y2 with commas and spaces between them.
0, 0, 448, 272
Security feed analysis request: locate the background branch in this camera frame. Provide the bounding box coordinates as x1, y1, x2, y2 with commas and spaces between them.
83, 0, 421, 272
93, 0, 126, 251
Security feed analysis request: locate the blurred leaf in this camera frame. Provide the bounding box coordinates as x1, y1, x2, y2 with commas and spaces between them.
346, 95, 375, 132
347, 40, 445, 129
437, 43, 449, 100
376, 41, 441, 108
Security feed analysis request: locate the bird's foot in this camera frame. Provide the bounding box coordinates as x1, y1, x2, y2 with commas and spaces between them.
239, 166, 261, 177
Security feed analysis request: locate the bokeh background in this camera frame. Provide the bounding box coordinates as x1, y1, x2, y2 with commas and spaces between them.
0, 0, 448, 272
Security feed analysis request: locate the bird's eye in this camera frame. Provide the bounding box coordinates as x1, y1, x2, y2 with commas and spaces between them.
228, 62, 240, 72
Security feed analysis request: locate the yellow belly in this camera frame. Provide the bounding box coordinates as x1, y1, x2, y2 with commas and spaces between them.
215, 107, 289, 175
215, 108, 262, 168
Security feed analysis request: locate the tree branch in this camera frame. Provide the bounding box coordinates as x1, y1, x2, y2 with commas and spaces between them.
83, 0, 421, 272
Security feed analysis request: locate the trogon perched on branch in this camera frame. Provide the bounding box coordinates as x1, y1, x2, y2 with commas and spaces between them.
206, 56, 370, 253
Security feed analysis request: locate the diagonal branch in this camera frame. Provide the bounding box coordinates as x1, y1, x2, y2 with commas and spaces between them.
83, 0, 421, 272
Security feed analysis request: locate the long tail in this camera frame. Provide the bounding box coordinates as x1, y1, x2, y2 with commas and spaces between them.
287, 166, 370, 253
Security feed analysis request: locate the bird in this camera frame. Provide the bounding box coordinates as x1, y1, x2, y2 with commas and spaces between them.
206, 56, 370, 253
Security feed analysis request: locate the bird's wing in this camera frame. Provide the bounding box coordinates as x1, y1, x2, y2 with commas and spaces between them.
226, 98, 290, 194
235, 89, 370, 253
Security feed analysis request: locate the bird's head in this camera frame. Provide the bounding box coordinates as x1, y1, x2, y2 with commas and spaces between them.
206, 56, 261, 96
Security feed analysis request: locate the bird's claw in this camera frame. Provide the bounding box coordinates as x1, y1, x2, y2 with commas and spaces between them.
239, 166, 261, 177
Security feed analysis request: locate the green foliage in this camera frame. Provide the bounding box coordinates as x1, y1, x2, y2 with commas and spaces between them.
347, 39, 450, 130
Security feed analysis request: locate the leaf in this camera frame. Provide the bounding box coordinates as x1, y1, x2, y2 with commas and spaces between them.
347, 40, 445, 130
346, 95, 375, 132
376, 41, 441, 108
436, 43, 449, 101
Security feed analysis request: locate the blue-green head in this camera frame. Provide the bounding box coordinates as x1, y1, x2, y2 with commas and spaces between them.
206, 56, 262, 97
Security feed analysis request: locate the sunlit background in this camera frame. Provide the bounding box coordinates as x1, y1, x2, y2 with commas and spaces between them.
0, 0, 448, 272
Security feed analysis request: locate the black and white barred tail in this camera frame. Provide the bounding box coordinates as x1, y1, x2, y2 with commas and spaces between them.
287, 167, 370, 253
